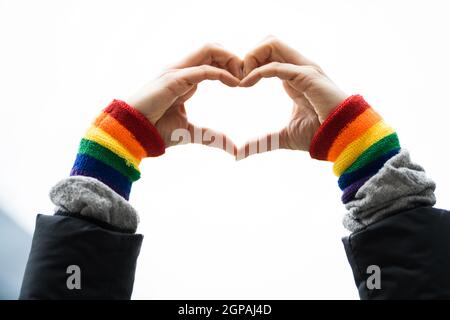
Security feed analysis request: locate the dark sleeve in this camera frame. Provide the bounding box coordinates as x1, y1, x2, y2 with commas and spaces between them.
19, 213, 143, 299
343, 206, 450, 299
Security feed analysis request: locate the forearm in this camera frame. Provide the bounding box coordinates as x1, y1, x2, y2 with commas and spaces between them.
309, 95, 450, 299
20, 100, 165, 299
309, 95, 436, 231
53, 99, 165, 232
20, 43, 241, 299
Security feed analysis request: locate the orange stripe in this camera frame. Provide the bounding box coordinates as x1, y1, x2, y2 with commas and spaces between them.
327, 108, 382, 161
94, 112, 147, 159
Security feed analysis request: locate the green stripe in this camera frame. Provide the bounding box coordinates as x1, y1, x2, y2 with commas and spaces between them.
78, 138, 141, 182
343, 133, 400, 175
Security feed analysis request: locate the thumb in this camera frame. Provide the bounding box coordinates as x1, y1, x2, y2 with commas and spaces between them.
187, 123, 237, 157
236, 131, 287, 161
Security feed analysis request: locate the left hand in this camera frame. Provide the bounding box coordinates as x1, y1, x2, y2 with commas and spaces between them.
237, 37, 348, 159
126, 44, 242, 156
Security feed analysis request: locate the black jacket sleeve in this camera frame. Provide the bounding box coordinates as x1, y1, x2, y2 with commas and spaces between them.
19, 213, 143, 299
343, 206, 450, 299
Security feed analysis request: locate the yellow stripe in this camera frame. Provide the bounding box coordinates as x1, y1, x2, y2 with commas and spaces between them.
84, 126, 141, 169
333, 121, 394, 176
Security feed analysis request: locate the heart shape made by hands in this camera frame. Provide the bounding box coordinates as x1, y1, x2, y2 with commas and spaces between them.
131, 37, 346, 160
184, 79, 317, 160
178, 65, 327, 161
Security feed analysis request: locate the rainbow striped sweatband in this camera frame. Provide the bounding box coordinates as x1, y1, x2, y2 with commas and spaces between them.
309, 95, 400, 204
70, 100, 166, 199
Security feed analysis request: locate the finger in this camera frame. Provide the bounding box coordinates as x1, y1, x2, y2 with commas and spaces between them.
175, 65, 241, 88
187, 123, 237, 157
171, 43, 243, 79
239, 62, 317, 88
163, 65, 240, 100
243, 36, 318, 76
172, 85, 197, 106
155, 65, 239, 115
235, 131, 287, 161
282, 81, 316, 113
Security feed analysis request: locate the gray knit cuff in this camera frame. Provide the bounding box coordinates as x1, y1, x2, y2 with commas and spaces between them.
49, 176, 139, 233
343, 149, 436, 232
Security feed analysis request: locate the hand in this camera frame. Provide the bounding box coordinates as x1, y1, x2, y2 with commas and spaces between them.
126, 44, 242, 156
237, 36, 348, 159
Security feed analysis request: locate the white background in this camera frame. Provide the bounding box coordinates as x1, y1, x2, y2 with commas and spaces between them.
1, 0, 449, 299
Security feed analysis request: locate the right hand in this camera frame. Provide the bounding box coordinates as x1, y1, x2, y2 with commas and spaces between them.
238, 36, 348, 159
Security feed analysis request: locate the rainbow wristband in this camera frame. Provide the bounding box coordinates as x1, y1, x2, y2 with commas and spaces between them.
70, 100, 165, 199
309, 95, 400, 204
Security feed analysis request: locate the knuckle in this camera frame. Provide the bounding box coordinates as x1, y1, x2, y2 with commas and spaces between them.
307, 64, 324, 75
198, 64, 210, 72
269, 61, 281, 68
161, 71, 175, 81
302, 65, 321, 76
243, 53, 257, 66
264, 35, 279, 44
294, 73, 316, 92
266, 35, 281, 48
160, 69, 176, 78
311, 65, 323, 73
199, 65, 214, 77
202, 42, 218, 52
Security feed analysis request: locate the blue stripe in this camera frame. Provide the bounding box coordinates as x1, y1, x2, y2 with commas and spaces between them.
71, 153, 131, 200
338, 148, 400, 190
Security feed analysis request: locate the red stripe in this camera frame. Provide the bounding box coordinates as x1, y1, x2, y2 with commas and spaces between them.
103, 100, 165, 157
309, 95, 369, 160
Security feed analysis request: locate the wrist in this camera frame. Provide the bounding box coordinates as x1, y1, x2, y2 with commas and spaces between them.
70, 99, 166, 200
125, 99, 160, 125
309, 95, 401, 204
316, 91, 350, 124
310, 95, 372, 160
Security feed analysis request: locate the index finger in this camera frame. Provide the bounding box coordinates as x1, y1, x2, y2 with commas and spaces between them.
171, 43, 243, 79
176, 65, 240, 87
164, 65, 240, 98
243, 36, 318, 76
239, 62, 319, 90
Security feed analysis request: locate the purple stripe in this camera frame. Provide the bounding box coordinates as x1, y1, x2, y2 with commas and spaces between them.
341, 175, 372, 204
